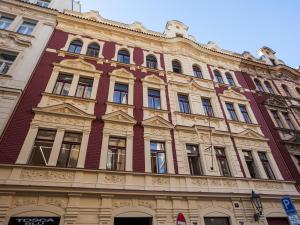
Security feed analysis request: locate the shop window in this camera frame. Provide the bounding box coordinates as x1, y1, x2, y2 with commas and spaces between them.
0, 15, 14, 30
282, 112, 295, 130
148, 88, 161, 109
258, 152, 276, 180
57, 132, 82, 168
86, 42, 100, 57
226, 102, 238, 121
202, 97, 214, 117
204, 217, 230, 225
17, 20, 36, 35
214, 70, 224, 83
178, 94, 190, 113
254, 79, 264, 92
239, 104, 252, 123
106, 137, 126, 171
117, 49, 130, 64
271, 110, 284, 128
75, 77, 94, 98
243, 150, 259, 178
151, 141, 167, 174
215, 147, 231, 177
52, 73, 73, 96
146, 55, 157, 69
186, 144, 202, 175
264, 81, 275, 94
113, 83, 128, 104
193, 64, 203, 78
225, 72, 236, 86
0, 50, 17, 75
68, 40, 83, 54
28, 129, 57, 166
172, 60, 182, 73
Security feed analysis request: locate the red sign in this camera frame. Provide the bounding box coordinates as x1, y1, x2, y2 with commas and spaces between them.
176, 213, 187, 225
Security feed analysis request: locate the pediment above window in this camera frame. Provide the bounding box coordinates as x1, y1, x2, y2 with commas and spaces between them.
264, 96, 287, 108
33, 103, 95, 119
283, 135, 300, 145
102, 110, 136, 124
219, 89, 248, 101
232, 129, 268, 141
142, 116, 174, 129
56, 58, 97, 72
189, 79, 214, 92
142, 74, 165, 85
109, 68, 135, 80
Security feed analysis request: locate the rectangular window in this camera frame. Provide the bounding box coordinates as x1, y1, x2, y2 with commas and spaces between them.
239, 104, 252, 123
37, 0, 51, 7
243, 150, 258, 178
226, 102, 238, 121
113, 83, 128, 104
271, 110, 284, 128
28, 129, 57, 166
186, 144, 202, 175
151, 141, 167, 174
282, 112, 295, 130
0, 15, 14, 30
107, 137, 126, 171
202, 97, 214, 117
215, 147, 231, 177
56, 132, 82, 168
75, 77, 94, 98
204, 217, 230, 225
148, 88, 161, 109
258, 152, 276, 180
0, 50, 17, 75
178, 94, 191, 113
17, 20, 36, 35
52, 73, 73, 96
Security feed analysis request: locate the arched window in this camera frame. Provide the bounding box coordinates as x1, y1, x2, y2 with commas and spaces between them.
282, 84, 292, 97
193, 64, 203, 78
214, 70, 224, 83
172, 60, 182, 73
254, 79, 264, 92
68, 40, 83, 54
86, 42, 100, 57
146, 55, 157, 69
296, 87, 300, 96
225, 72, 235, 86
264, 81, 274, 94
117, 49, 130, 64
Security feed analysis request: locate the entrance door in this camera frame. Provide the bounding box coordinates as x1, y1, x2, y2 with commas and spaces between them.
267, 217, 290, 225
114, 217, 152, 225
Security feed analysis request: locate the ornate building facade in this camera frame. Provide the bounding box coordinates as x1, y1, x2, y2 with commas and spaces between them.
0, 2, 300, 225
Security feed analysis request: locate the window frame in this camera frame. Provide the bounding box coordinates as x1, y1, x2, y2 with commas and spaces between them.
117, 49, 130, 64
146, 55, 157, 69
214, 70, 224, 84
243, 150, 259, 178
52, 73, 73, 96
75, 76, 94, 99
68, 40, 83, 54
113, 82, 129, 104
225, 72, 236, 86
17, 20, 36, 35
282, 84, 292, 97
202, 97, 214, 117
225, 102, 239, 121
264, 81, 275, 94
0, 14, 14, 30
215, 147, 231, 177
239, 104, 252, 123
148, 88, 161, 109
282, 112, 295, 130
193, 65, 203, 78
86, 42, 100, 57
254, 79, 264, 92
150, 141, 167, 174
186, 144, 202, 175
178, 94, 191, 114
172, 60, 182, 73
106, 136, 126, 171
0, 50, 17, 75
271, 110, 284, 128
258, 152, 276, 180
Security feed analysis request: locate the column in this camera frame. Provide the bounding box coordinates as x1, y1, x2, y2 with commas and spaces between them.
45, 69, 59, 93
68, 72, 80, 96
8, 15, 23, 32
166, 140, 175, 174
108, 78, 115, 102
91, 74, 100, 99
80, 38, 89, 55
144, 138, 151, 173
16, 124, 39, 164
160, 85, 167, 110
128, 80, 134, 105
76, 131, 90, 168
252, 151, 268, 179
99, 133, 109, 169
47, 128, 65, 166
125, 134, 133, 171
143, 83, 148, 108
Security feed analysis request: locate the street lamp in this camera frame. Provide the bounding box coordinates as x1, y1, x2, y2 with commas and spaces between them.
251, 190, 263, 221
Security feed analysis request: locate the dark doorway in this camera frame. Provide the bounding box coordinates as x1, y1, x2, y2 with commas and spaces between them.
114, 217, 152, 225
267, 217, 289, 225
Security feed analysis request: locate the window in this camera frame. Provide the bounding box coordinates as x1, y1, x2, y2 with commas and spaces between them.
282, 112, 295, 130
264, 81, 275, 94
258, 152, 276, 180
239, 104, 252, 123
254, 79, 264, 92
282, 84, 292, 97
117, 49, 130, 64
226, 102, 238, 121
243, 151, 258, 178
178, 94, 190, 113
146, 55, 157, 69
75, 77, 93, 98
215, 147, 231, 177
150, 141, 167, 174
214, 70, 224, 83
225, 72, 236, 86
193, 65, 203, 78
271, 110, 284, 128
202, 97, 214, 117
68, 40, 83, 54
28, 129, 56, 166
204, 218, 230, 225
17, 21, 36, 35
52, 74, 73, 96
113, 83, 128, 104
106, 137, 126, 171
36, 0, 51, 7
148, 88, 161, 109
57, 132, 82, 168
0, 15, 14, 30
86, 43, 100, 57
172, 60, 182, 73
186, 144, 202, 175
0, 50, 17, 75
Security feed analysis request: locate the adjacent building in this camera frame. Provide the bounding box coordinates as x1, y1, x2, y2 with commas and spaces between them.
0, 3, 300, 225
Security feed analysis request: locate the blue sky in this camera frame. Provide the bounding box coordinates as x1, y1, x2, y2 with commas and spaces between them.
80, 0, 300, 68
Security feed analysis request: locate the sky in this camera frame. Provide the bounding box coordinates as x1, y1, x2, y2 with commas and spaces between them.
80, 0, 300, 68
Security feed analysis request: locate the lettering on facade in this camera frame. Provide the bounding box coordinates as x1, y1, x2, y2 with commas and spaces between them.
8, 217, 60, 225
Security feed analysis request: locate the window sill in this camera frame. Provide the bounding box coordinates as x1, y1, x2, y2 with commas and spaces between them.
106, 101, 135, 109
174, 111, 224, 121
42, 92, 97, 103
0, 73, 12, 79
167, 71, 213, 83
0, 28, 33, 46
227, 119, 260, 127
143, 107, 169, 113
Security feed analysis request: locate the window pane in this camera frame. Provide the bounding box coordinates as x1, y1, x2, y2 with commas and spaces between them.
243, 151, 258, 178
151, 141, 166, 174
68, 40, 83, 54
214, 70, 224, 83
117, 50, 130, 64
86, 43, 100, 57
113, 83, 128, 104
226, 102, 238, 121
178, 94, 190, 113
172, 60, 181, 73
0, 16, 14, 30
148, 89, 161, 109
258, 152, 276, 180
215, 147, 231, 177
146, 55, 157, 69
107, 137, 126, 171
17, 21, 36, 35
53, 74, 73, 96
187, 144, 202, 175
225, 73, 235, 86
0, 50, 17, 74
202, 98, 214, 117
239, 105, 251, 123
75, 77, 93, 98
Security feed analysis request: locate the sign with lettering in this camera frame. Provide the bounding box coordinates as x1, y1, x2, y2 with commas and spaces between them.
8, 217, 60, 225
176, 213, 187, 225
282, 197, 297, 216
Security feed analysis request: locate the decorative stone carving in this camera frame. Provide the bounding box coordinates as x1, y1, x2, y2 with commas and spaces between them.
138, 200, 155, 209
222, 180, 237, 188
191, 178, 208, 186
12, 197, 38, 208
152, 177, 170, 185
112, 199, 132, 208
253, 181, 282, 190
104, 174, 125, 184
20, 169, 75, 181
46, 197, 68, 208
